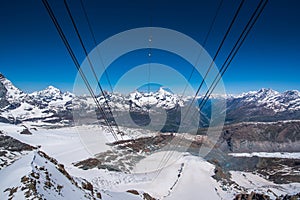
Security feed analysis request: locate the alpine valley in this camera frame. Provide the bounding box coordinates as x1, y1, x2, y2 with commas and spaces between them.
0, 73, 299, 200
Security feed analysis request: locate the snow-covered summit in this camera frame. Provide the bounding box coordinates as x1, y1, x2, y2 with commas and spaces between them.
0, 75, 74, 123
236, 88, 279, 99
0, 73, 26, 103
128, 87, 183, 110
1, 72, 300, 124
233, 88, 300, 113
30, 86, 74, 101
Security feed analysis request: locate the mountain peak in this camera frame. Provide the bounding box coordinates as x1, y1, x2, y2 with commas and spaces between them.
237, 88, 279, 99
0, 73, 5, 79
257, 88, 279, 95
46, 85, 57, 90
29, 85, 62, 101
0, 73, 25, 103
158, 87, 173, 95
44, 85, 61, 93
283, 89, 300, 95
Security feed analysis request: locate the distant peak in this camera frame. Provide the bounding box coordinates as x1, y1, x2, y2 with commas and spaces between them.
236, 88, 280, 99
251, 88, 279, 96
137, 83, 164, 93
37, 86, 61, 94
45, 85, 60, 91
158, 87, 173, 95
283, 90, 300, 96
258, 88, 276, 93
30, 85, 62, 97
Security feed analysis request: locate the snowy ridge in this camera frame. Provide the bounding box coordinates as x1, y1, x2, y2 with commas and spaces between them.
73, 87, 184, 113
0, 151, 101, 200
1, 73, 300, 125
1, 123, 300, 199
0, 74, 74, 123
229, 152, 300, 159
234, 88, 300, 113
128, 87, 183, 110
29, 86, 74, 109
29, 86, 71, 102
0, 84, 74, 123
0, 74, 26, 103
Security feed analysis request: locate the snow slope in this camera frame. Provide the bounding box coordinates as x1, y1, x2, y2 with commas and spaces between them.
0, 73, 26, 103
1, 73, 300, 125
1, 123, 299, 200
229, 152, 300, 159
233, 88, 300, 113
230, 171, 300, 199
0, 151, 99, 200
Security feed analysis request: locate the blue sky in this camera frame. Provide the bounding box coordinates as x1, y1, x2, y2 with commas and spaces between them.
0, 0, 299, 94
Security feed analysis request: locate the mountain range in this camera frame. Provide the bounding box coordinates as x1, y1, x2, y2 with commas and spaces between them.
1, 73, 300, 199
1, 73, 300, 126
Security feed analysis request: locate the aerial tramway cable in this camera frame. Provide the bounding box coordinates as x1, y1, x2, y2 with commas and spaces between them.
153, 0, 226, 174
42, 0, 118, 140
182, 0, 245, 113
43, 0, 268, 175
79, 0, 114, 93
155, 0, 269, 178
192, 0, 269, 166
180, 0, 224, 97
63, 0, 122, 138
155, 0, 246, 176
198, 0, 269, 112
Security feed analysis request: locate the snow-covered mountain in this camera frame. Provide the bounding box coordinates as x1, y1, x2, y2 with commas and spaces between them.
0, 74, 187, 125
226, 88, 300, 122
1, 123, 299, 200
1, 73, 300, 125
233, 88, 300, 113
93, 87, 183, 112
29, 85, 74, 106
0, 150, 102, 200
0, 74, 26, 104
1, 74, 300, 200
128, 87, 184, 110
0, 78, 74, 124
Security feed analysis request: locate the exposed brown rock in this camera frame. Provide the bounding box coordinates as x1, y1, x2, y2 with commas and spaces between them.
234, 192, 270, 200
96, 192, 102, 199
82, 181, 93, 195
20, 128, 32, 135
127, 189, 139, 195
143, 192, 156, 200
74, 158, 100, 170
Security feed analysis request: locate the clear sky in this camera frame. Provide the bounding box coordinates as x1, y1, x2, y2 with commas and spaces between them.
0, 0, 299, 95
